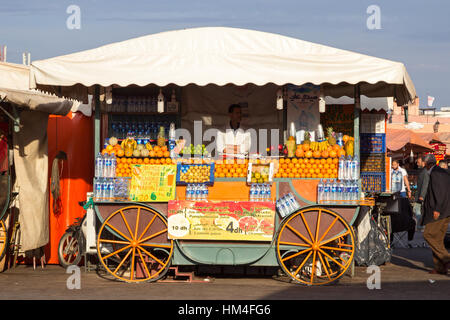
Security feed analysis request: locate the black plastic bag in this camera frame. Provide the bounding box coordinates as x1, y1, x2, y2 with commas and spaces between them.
355, 216, 392, 267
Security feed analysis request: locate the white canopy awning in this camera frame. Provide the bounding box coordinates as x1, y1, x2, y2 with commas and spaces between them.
325, 95, 394, 111
0, 61, 89, 116
0, 87, 78, 116
0, 62, 30, 90
30, 27, 416, 105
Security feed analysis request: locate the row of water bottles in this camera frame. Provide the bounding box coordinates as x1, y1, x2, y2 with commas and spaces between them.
249, 184, 272, 202
186, 184, 209, 201
95, 152, 117, 178
338, 156, 359, 180
317, 179, 359, 204
94, 178, 115, 201
276, 193, 301, 218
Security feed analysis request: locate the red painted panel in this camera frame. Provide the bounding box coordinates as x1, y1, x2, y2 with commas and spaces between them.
46, 112, 93, 264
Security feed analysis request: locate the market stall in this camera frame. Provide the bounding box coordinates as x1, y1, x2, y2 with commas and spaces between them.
29, 27, 416, 285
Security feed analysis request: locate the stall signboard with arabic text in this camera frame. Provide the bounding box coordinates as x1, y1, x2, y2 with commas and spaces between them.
168, 200, 275, 241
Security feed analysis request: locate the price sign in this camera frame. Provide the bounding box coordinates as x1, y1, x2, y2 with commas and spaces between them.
167, 200, 275, 241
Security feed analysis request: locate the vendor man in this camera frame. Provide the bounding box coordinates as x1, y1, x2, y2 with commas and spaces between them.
216, 104, 251, 157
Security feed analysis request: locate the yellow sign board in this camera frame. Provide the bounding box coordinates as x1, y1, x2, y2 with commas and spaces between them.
129, 164, 176, 202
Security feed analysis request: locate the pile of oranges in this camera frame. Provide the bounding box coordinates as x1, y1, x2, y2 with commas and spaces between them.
295, 143, 346, 159
147, 145, 170, 158
115, 157, 175, 177
274, 157, 338, 179
214, 159, 248, 178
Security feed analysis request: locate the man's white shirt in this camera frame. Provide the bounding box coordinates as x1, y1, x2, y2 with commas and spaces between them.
216, 123, 251, 156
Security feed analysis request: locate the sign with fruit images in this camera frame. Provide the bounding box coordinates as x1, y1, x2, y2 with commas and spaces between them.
168, 200, 275, 241
129, 165, 177, 202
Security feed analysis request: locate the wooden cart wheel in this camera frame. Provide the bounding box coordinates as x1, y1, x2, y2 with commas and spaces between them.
0, 219, 7, 261
276, 206, 355, 286
97, 205, 173, 283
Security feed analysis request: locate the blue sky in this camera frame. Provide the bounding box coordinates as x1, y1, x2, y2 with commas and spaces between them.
1, 0, 449, 107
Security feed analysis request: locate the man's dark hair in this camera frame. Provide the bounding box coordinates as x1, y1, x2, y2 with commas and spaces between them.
228, 104, 241, 113
392, 159, 399, 165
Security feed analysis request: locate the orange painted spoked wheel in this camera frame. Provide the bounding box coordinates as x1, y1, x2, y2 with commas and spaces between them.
97, 205, 173, 283
276, 206, 355, 286
0, 219, 7, 261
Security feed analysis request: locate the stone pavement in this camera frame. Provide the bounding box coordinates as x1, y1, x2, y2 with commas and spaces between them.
0, 229, 448, 300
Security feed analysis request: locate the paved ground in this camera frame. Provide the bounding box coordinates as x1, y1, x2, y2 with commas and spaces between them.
0, 231, 449, 300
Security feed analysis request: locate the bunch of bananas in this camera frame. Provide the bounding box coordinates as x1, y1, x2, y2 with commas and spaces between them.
310, 140, 329, 152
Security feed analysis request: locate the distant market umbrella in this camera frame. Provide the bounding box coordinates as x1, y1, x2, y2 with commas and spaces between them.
386, 128, 435, 154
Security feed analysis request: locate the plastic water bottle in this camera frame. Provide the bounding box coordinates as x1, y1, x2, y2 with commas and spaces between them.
103, 154, 111, 178
94, 178, 102, 201
266, 184, 272, 201
350, 180, 356, 204
347, 156, 353, 180
262, 184, 268, 201
203, 184, 209, 201
323, 180, 330, 203
282, 195, 292, 214
108, 178, 115, 201
337, 180, 344, 203
344, 181, 351, 204
317, 179, 324, 204
255, 184, 261, 202
101, 178, 108, 201
95, 153, 104, 178
185, 184, 191, 200
276, 201, 286, 217
195, 185, 202, 201
331, 179, 337, 203
169, 123, 176, 158
352, 156, 359, 180
287, 193, 300, 211
110, 153, 117, 178
338, 156, 345, 180
354, 181, 359, 203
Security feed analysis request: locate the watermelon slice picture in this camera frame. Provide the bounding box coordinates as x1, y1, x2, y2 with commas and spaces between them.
238, 216, 259, 233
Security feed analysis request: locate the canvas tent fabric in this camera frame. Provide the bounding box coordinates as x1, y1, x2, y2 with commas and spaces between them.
0, 62, 29, 90
0, 88, 77, 115
30, 27, 416, 105
12, 110, 51, 251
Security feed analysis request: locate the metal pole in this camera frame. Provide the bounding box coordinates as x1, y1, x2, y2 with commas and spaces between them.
354, 84, 361, 198
94, 85, 101, 156
282, 86, 287, 143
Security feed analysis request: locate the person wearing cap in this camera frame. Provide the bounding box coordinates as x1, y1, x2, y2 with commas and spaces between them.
216, 104, 251, 157
422, 154, 450, 275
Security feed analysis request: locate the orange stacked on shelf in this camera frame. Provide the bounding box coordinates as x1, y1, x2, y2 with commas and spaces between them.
214, 158, 248, 178
115, 157, 175, 177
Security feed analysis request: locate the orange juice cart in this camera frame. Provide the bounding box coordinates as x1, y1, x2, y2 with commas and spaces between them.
29, 27, 416, 285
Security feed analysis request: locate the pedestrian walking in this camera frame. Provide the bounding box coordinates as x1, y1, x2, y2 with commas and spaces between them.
413, 155, 429, 231
422, 154, 450, 275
